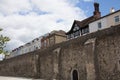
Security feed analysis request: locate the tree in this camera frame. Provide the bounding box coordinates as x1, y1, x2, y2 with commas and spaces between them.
0, 28, 10, 55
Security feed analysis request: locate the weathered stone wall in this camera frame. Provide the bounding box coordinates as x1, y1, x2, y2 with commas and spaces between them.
59, 41, 87, 80
39, 50, 54, 80
95, 31, 120, 80
0, 25, 120, 80
0, 52, 38, 78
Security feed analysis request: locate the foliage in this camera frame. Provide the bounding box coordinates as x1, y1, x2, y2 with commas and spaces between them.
0, 28, 10, 55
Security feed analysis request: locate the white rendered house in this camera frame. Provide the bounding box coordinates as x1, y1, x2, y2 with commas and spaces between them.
89, 10, 120, 33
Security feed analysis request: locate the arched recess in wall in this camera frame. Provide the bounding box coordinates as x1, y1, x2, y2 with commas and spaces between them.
72, 70, 79, 80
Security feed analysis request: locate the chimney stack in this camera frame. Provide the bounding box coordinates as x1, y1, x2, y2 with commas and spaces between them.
110, 7, 115, 13
93, 2, 101, 19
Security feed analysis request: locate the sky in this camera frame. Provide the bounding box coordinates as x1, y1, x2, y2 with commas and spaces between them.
0, 0, 120, 53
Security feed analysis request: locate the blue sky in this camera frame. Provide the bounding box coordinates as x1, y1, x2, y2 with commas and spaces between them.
78, 0, 120, 17
0, 0, 119, 52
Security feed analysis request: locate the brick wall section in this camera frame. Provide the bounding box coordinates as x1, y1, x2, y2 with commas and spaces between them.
0, 25, 120, 80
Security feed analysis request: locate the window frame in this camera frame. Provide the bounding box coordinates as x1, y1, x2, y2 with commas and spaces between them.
98, 22, 102, 29
74, 30, 80, 38
114, 15, 119, 23
81, 27, 89, 35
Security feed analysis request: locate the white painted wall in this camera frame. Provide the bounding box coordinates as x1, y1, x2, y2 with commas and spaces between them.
9, 36, 42, 58
89, 11, 120, 33
107, 11, 120, 27
89, 18, 108, 33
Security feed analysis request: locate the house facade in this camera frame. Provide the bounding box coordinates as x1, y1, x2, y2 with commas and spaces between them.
41, 30, 66, 49
6, 36, 43, 59
66, 2, 120, 40
6, 30, 66, 59
89, 10, 120, 33
66, 2, 101, 40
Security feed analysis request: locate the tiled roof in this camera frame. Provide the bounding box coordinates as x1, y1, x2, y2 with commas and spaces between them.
75, 16, 96, 28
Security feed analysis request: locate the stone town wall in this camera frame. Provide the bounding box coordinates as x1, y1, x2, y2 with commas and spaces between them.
0, 52, 38, 78
95, 31, 120, 80
0, 25, 120, 80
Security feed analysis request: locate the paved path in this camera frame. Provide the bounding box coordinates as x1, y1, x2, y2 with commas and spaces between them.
0, 76, 44, 80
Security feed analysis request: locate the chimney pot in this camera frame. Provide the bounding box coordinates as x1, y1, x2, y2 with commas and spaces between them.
110, 7, 115, 13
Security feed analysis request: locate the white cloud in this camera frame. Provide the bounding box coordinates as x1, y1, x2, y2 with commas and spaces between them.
0, 0, 31, 15
0, 0, 86, 51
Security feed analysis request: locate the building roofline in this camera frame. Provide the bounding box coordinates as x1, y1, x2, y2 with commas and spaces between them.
90, 9, 120, 23
66, 16, 95, 35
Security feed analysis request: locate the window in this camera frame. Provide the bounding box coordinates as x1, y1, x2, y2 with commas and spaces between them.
98, 22, 102, 29
81, 27, 89, 35
114, 16, 119, 22
74, 31, 80, 38
67, 34, 72, 39
36, 47, 38, 50
73, 24, 79, 31
25, 49, 28, 53
29, 48, 31, 51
